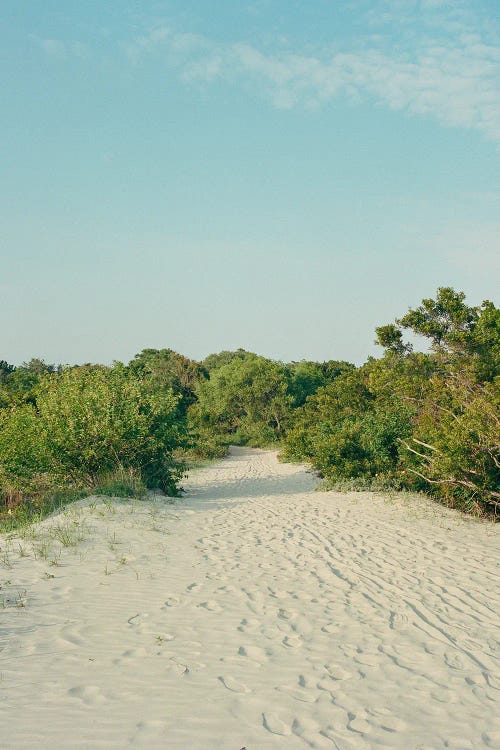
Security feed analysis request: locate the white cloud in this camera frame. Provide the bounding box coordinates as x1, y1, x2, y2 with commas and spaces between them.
37, 37, 90, 60
139, 29, 499, 143
40, 38, 66, 58
37, 1, 500, 145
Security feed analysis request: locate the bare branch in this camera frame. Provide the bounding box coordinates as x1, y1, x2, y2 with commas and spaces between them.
406, 469, 500, 508
411, 437, 441, 453
397, 439, 433, 463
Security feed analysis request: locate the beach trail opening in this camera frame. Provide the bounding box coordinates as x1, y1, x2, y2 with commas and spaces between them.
1, 447, 499, 749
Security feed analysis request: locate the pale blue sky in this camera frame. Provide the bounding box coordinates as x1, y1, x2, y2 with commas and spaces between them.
1, 0, 499, 365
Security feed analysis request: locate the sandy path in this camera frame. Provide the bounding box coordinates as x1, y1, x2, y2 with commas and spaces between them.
1, 447, 499, 749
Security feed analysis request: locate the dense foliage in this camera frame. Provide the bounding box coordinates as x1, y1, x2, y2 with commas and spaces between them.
0, 356, 193, 524
283, 289, 499, 514
1, 288, 498, 524
189, 352, 352, 455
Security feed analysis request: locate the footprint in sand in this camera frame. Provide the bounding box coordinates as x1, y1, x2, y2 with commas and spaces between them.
465, 672, 485, 687
114, 647, 148, 664
263, 713, 291, 736
390, 611, 409, 630
277, 685, 317, 703
68, 685, 106, 705
317, 678, 336, 693
237, 618, 260, 633
367, 707, 407, 732
186, 583, 201, 593
60, 623, 88, 646
217, 585, 238, 594
134, 720, 168, 741
444, 651, 465, 670
483, 731, 500, 749
198, 600, 222, 613
354, 652, 379, 667
127, 612, 150, 626
238, 645, 267, 661
321, 622, 339, 634
278, 608, 296, 620
321, 725, 357, 749
282, 635, 302, 648
218, 676, 250, 693
268, 588, 288, 599
430, 687, 457, 704
485, 673, 500, 690
339, 644, 358, 659
164, 597, 180, 607
348, 715, 371, 735
444, 739, 474, 750
167, 659, 189, 676
324, 663, 353, 681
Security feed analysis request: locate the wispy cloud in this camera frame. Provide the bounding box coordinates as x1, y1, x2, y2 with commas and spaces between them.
38, 1, 500, 145
39, 38, 67, 58
125, 21, 500, 144
37, 37, 89, 60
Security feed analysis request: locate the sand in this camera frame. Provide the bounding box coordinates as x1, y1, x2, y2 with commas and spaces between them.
0, 446, 499, 749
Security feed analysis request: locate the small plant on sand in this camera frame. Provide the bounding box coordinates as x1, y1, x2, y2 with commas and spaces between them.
98, 499, 117, 517
0, 588, 28, 609
106, 530, 121, 552
16, 590, 27, 608
51, 521, 86, 548
0, 547, 12, 569
32, 540, 52, 561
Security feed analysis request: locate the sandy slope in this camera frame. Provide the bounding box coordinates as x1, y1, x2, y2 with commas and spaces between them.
1, 447, 499, 750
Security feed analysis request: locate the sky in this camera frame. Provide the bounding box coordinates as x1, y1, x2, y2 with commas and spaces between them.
1, 0, 499, 366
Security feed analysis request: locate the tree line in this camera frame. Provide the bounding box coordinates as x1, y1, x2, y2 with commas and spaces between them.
0, 287, 498, 526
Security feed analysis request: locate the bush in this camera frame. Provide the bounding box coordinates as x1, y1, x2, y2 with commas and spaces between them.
0, 365, 188, 497
284, 289, 499, 516
190, 354, 292, 452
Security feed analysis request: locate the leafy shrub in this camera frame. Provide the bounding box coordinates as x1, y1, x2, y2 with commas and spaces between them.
0, 365, 188, 496
190, 354, 292, 451
399, 375, 500, 513
284, 289, 499, 515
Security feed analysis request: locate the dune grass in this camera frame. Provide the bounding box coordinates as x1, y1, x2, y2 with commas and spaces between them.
0, 469, 148, 535
0, 486, 87, 535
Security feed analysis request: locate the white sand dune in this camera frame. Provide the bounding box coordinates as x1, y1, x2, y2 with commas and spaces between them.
1, 447, 499, 749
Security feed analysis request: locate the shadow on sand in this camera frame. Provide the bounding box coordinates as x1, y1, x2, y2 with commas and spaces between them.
180, 448, 318, 511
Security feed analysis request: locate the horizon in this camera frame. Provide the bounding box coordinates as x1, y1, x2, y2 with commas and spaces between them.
2, 1, 499, 367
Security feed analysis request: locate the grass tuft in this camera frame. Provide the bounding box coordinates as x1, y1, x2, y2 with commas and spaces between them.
0, 487, 87, 534
93, 469, 146, 499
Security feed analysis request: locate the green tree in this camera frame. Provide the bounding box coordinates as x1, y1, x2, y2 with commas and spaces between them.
0, 361, 15, 384
127, 348, 206, 414
202, 349, 253, 372
191, 354, 292, 447
286, 360, 354, 407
